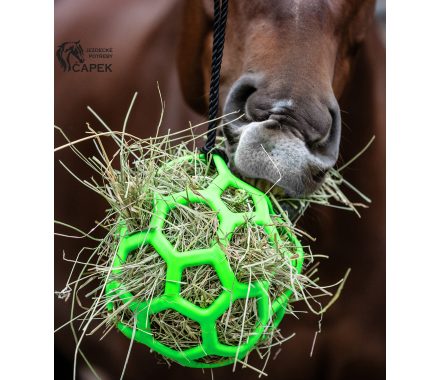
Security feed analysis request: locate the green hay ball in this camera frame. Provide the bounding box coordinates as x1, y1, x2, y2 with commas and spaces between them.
106, 154, 304, 368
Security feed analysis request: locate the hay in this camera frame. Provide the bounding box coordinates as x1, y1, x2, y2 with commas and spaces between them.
163, 203, 218, 252
55, 93, 369, 377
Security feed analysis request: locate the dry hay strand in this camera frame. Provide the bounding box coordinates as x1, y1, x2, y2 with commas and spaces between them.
54, 92, 370, 377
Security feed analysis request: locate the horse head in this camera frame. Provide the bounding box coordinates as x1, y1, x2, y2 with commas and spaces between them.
178, 0, 376, 196
67, 40, 85, 64
56, 41, 84, 71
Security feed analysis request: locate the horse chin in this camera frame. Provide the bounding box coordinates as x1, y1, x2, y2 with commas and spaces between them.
224, 120, 327, 197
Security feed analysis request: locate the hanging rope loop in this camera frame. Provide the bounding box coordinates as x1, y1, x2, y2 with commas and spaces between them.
200, 0, 229, 160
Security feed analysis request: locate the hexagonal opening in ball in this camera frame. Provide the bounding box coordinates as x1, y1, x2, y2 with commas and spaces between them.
149, 309, 202, 350
226, 224, 279, 283
180, 265, 224, 308
220, 187, 255, 213
155, 156, 218, 196
107, 244, 167, 325
162, 202, 218, 252
216, 298, 260, 346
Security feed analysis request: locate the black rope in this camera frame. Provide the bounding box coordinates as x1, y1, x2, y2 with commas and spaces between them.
200, 0, 229, 161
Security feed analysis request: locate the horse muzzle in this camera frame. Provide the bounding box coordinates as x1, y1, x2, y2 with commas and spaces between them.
222, 74, 341, 196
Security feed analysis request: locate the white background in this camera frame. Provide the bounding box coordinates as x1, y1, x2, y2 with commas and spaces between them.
1, 0, 439, 378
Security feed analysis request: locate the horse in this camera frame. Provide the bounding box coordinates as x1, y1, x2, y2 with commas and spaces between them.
56, 41, 84, 72
54, 1, 385, 379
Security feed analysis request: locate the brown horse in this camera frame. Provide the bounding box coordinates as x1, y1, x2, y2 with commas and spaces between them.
54, 1, 385, 379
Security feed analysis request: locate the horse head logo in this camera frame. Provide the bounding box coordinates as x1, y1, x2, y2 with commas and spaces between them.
56, 41, 84, 72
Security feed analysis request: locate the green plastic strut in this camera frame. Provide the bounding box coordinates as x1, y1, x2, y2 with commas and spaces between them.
106, 154, 304, 368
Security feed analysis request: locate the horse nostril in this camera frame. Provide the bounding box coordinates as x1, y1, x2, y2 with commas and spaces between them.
306, 103, 341, 165
297, 104, 339, 152
223, 75, 259, 124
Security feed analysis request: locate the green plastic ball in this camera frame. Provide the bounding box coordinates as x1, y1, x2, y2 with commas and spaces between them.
106, 154, 303, 368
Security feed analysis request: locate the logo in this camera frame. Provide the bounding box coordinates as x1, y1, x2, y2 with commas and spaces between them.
56, 40, 112, 73
56, 41, 85, 72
